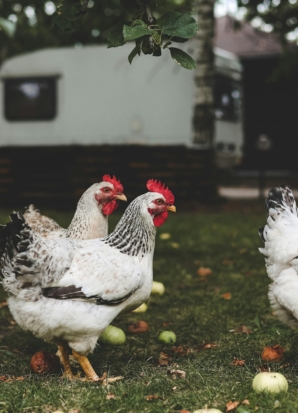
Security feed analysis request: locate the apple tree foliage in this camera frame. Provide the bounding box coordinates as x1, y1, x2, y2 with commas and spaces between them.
0, 0, 198, 69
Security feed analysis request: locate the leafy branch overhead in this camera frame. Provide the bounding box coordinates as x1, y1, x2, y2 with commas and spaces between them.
108, 8, 198, 70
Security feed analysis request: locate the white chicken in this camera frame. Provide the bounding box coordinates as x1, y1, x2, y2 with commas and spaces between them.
259, 186, 298, 330
23, 175, 127, 240
0, 179, 176, 382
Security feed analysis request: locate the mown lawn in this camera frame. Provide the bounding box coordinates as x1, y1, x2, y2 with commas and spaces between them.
0, 204, 298, 413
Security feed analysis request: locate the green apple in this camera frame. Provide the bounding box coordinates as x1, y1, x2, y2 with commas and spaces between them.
158, 331, 176, 344
99, 325, 126, 345
132, 303, 148, 313
151, 281, 165, 295
252, 372, 288, 393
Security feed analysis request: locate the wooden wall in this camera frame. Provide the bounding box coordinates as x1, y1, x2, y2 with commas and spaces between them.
0, 145, 218, 209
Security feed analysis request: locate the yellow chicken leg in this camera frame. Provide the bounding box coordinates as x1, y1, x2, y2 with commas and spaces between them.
72, 350, 100, 381
72, 350, 124, 384
57, 343, 74, 379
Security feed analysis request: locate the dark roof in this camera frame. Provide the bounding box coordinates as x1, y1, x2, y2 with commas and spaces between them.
214, 15, 283, 58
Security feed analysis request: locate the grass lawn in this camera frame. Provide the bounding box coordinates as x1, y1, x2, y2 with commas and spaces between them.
0, 203, 298, 413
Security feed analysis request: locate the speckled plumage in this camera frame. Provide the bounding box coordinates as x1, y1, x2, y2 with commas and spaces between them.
23, 179, 124, 240
1, 191, 172, 358
259, 187, 298, 329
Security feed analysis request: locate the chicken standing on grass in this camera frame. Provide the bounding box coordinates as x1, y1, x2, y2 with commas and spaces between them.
259, 186, 298, 330
23, 174, 126, 240
0, 180, 176, 382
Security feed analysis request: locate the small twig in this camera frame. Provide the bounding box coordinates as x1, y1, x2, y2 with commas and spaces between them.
145, 4, 154, 24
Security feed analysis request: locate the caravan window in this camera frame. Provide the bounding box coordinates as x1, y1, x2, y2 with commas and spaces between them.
215, 75, 241, 122
4, 77, 56, 121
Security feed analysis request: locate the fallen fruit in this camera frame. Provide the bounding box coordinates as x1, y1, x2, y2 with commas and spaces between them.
132, 303, 148, 313
158, 331, 176, 344
160, 233, 171, 240
261, 345, 285, 362
197, 267, 212, 277
252, 372, 288, 393
128, 320, 149, 333
99, 325, 126, 345
151, 281, 165, 295
30, 351, 60, 375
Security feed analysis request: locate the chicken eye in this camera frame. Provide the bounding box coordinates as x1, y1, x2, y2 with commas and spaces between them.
156, 199, 164, 205
103, 187, 111, 193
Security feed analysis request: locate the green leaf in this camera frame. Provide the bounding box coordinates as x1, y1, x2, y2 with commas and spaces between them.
169, 47, 196, 70
128, 45, 140, 64
107, 22, 126, 48
158, 11, 198, 38
132, 19, 147, 28
253, 315, 261, 329
52, 0, 85, 32
0, 17, 16, 37
123, 24, 152, 41
152, 31, 161, 45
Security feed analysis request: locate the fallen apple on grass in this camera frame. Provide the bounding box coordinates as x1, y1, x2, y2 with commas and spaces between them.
158, 331, 176, 344
99, 325, 126, 345
151, 281, 165, 295
252, 372, 288, 393
30, 351, 60, 375
132, 303, 148, 313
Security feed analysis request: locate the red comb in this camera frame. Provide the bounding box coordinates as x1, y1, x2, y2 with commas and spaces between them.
146, 179, 174, 205
102, 175, 123, 193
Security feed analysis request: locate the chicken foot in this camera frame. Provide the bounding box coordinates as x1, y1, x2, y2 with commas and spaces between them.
72, 350, 123, 384
57, 343, 75, 379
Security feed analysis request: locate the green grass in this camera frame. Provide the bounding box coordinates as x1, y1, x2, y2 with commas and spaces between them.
0, 205, 298, 413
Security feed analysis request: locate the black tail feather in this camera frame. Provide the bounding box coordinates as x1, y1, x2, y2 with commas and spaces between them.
265, 186, 296, 214
0, 212, 33, 260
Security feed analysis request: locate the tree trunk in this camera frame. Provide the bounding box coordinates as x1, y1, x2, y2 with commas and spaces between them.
192, 0, 216, 147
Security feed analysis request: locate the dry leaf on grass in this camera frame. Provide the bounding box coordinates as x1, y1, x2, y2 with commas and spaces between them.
231, 358, 245, 366
145, 395, 160, 401
226, 400, 240, 411
168, 369, 186, 379
242, 399, 250, 405
172, 386, 178, 391
222, 292, 232, 300
179, 410, 191, 413
128, 320, 149, 333
197, 267, 212, 277
158, 352, 170, 366
162, 322, 173, 327
222, 259, 234, 265
171, 346, 194, 356
0, 375, 25, 382
106, 393, 116, 400
202, 343, 218, 349
280, 362, 291, 369
230, 326, 252, 334
261, 344, 285, 362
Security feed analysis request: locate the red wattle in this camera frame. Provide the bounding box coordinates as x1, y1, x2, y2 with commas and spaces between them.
102, 200, 119, 215
153, 210, 168, 227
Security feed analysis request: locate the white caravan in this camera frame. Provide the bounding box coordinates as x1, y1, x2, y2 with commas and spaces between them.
0, 43, 243, 167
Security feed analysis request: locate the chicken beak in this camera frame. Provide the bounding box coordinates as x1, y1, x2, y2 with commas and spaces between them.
166, 205, 176, 213
115, 194, 127, 202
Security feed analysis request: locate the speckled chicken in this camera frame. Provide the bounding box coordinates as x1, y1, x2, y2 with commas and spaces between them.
259, 186, 298, 330
23, 175, 126, 240
0, 180, 176, 382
